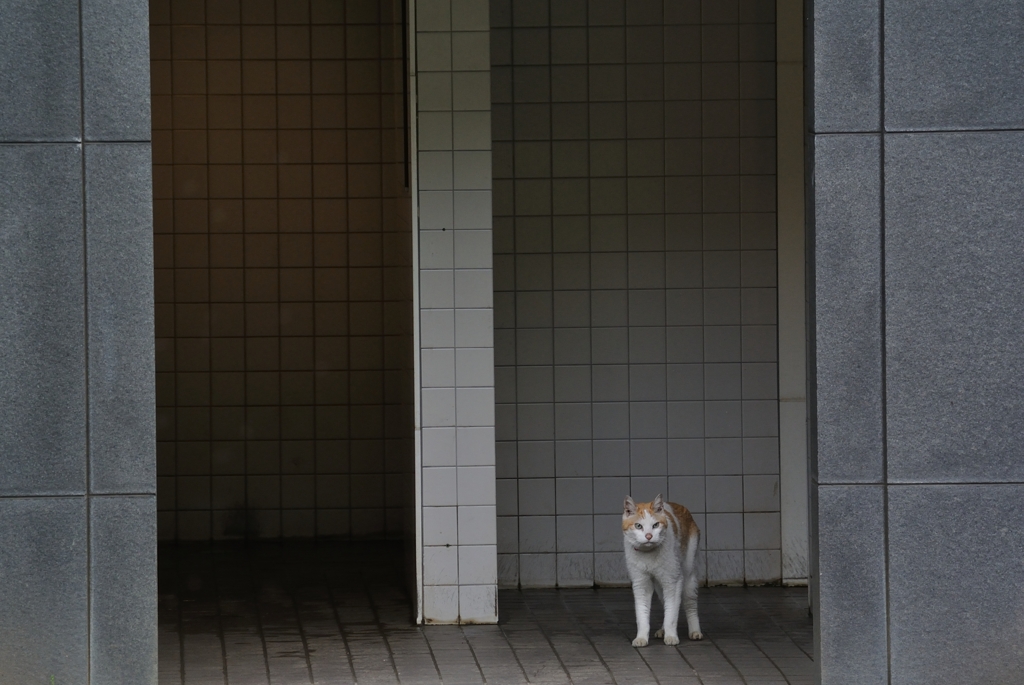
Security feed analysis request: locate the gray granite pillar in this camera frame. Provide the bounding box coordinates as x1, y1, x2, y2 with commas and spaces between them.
0, 1, 155, 682
811, 0, 1024, 681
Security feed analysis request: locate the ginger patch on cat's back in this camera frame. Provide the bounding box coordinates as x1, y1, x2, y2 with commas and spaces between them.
668, 501, 700, 541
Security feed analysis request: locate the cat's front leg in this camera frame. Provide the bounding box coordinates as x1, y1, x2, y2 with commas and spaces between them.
631, 577, 654, 647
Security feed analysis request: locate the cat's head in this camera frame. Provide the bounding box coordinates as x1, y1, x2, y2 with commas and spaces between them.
622, 494, 669, 551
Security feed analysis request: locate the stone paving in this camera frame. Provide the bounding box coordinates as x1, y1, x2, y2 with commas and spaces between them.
159, 542, 814, 684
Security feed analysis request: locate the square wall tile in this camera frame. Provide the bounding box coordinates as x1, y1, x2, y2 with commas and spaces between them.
0, 0, 81, 140
458, 505, 497, 545
423, 427, 457, 466
458, 544, 497, 584
457, 426, 496, 465
705, 512, 743, 550
423, 506, 459, 546
707, 550, 743, 585
744, 549, 780, 585
519, 553, 556, 587
556, 515, 593, 553
743, 512, 780, 549
423, 545, 459, 585
0, 144, 86, 495
458, 465, 496, 505
456, 387, 495, 427
0, 498, 88, 682
594, 552, 629, 585
424, 585, 460, 623
460, 583, 497, 622
885, 133, 1024, 483
888, 485, 1024, 684
817, 485, 888, 684
557, 553, 594, 587
885, 0, 1024, 131
814, 135, 882, 483
83, 0, 151, 140
90, 496, 157, 683
498, 553, 519, 586
456, 347, 495, 387
423, 466, 457, 506
86, 144, 155, 494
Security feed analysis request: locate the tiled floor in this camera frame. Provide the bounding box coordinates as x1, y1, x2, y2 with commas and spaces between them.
159, 542, 814, 684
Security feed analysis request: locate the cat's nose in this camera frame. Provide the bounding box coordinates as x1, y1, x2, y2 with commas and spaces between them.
645, 533, 652, 540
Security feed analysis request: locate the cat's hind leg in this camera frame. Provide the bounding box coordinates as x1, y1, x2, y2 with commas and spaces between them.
682, 532, 703, 640
659, 577, 683, 645
631, 576, 655, 647
652, 580, 665, 638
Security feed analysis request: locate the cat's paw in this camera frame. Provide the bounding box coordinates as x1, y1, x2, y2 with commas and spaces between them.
653, 628, 664, 638
663, 634, 680, 645
632, 636, 649, 647
688, 630, 703, 641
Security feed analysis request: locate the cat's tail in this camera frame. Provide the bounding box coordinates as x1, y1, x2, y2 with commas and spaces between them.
683, 527, 703, 639
684, 528, 700, 576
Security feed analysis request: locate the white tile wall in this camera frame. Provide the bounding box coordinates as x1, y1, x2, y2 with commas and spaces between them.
416, 0, 497, 623
492, 0, 780, 588
154, 0, 413, 542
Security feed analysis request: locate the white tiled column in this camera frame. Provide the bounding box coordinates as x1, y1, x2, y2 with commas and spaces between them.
415, 0, 497, 624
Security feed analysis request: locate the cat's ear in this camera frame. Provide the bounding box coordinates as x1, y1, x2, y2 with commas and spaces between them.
652, 494, 664, 513
623, 497, 637, 517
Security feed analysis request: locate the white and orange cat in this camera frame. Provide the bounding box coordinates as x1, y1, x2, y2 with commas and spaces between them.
622, 494, 702, 646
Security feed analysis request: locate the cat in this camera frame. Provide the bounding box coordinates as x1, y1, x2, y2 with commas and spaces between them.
622, 493, 702, 646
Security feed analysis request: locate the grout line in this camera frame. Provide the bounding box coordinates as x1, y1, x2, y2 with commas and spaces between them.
344, 9, 353, 542
379, 1, 388, 540
698, 0, 711, 592
213, 558, 230, 685
0, 493, 162, 500
706, 631, 752, 685
507, 4, 520, 591
0, 139, 152, 145
326, 580, 360, 683
447, 0, 461, 599
490, 597, 533, 683
365, 566, 405, 683
275, 2, 284, 544
238, 6, 250, 543
547, 0, 561, 578
289, 577, 316, 685
176, 554, 187, 685
306, 0, 318, 541
249, 553, 274, 684
812, 127, 1024, 135
458, 624, 491, 683
205, 4, 215, 546
879, 0, 892, 680
77, 0, 93, 678
418, 622, 447, 684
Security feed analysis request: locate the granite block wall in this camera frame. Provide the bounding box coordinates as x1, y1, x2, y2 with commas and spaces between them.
490, 0, 780, 588
811, 0, 1024, 680
415, 0, 499, 623
152, 0, 414, 541
0, 0, 156, 681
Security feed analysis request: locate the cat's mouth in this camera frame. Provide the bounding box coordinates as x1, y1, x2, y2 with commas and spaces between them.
633, 541, 658, 551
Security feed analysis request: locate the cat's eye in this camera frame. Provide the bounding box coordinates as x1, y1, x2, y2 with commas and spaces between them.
634, 523, 642, 529
652, 522, 659, 528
